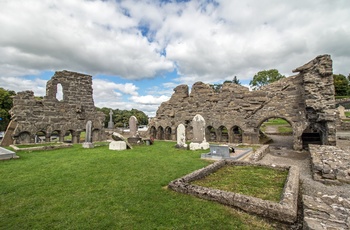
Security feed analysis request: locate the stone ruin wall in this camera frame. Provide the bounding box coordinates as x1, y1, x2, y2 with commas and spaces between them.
150, 55, 337, 150
1, 70, 105, 146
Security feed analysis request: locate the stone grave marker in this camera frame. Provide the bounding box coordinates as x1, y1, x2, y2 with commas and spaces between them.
129, 116, 138, 137
128, 116, 142, 144
175, 124, 187, 148
109, 132, 132, 150
82, 120, 94, 148
338, 105, 346, 119
189, 114, 209, 150
108, 109, 114, 129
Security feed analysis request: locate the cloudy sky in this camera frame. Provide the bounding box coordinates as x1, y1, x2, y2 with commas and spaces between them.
1, 0, 349, 116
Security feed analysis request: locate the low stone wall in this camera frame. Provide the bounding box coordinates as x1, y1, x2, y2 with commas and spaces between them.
303, 193, 350, 229
168, 160, 299, 223
249, 145, 270, 162
309, 144, 350, 184
10, 143, 72, 151
337, 120, 350, 131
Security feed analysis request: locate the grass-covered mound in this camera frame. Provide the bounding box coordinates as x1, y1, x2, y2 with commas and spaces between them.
1, 141, 278, 229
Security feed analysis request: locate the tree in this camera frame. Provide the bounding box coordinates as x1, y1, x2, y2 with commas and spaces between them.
0, 88, 16, 131
232, 76, 241, 85
333, 74, 350, 96
249, 69, 285, 90
96, 107, 149, 128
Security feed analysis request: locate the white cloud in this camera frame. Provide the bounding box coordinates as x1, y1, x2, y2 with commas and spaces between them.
1, 0, 350, 116
130, 95, 170, 105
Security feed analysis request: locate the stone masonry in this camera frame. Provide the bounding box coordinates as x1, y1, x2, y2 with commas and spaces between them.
1, 70, 105, 145
150, 55, 337, 150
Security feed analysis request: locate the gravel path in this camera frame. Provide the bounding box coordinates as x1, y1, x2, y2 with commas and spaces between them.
258, 135, 350, 198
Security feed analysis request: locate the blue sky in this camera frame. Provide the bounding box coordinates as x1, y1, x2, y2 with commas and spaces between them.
1, 0, 350, 116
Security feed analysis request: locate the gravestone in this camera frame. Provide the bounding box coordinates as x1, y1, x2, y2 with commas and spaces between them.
338, 105, 346, 119
128, 116, 142, 144
189, 114, 209, 150
175, 124, 187, 148
108, 109, 114, 129
110, 132, 132, 150
82, 120, 94, 148
0, 147, 19, 160
109, 141, 127, 151
129, 116, 138, 137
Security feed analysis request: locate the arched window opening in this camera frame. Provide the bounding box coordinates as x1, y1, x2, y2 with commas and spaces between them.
56, 83, 63, 101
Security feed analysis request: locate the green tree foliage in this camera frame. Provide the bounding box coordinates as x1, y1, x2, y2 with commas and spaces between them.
96, 107, 149, 128
0, 88, 16, 131
232, 76, 241, 85
249, 69, 285, 90
334, 74, 350, 96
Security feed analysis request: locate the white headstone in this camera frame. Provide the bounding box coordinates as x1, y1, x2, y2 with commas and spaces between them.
176, 124, 187, 148
109, 141, 127, 151
189, 114, 209, 150
108, 109, 114, 129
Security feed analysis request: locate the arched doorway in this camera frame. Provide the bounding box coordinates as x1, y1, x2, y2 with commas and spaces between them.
51, 130, 60, 142
17, 131, 31, 144
205, 126, 216, 142
35, 130, 46, 143
150, 126, 157, 139
217, 126, 228, 142
258, 117, 293, 148
230, 126, 243, 143
165, 126, 172, 140
157, 126, 164, 140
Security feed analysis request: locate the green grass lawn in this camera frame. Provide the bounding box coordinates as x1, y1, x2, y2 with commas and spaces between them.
191, 166, 288, 202
1, 141, 277, 229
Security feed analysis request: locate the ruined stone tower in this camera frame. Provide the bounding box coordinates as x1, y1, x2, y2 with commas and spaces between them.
1, 70, 105, 146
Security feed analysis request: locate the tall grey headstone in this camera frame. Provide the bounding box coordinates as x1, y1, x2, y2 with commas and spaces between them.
108, 109, 114, 129
129, 116, 138, 137
189, 114, 209, 150
176, 124, 187, 148
82, 120, 94, 148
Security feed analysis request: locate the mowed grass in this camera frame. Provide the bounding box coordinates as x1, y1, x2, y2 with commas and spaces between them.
1, 141, 276, 230
191, 166, 288, 202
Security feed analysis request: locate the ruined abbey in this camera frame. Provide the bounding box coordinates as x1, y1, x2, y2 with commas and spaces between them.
1, 71, 105, 146
149, 55, 337, 150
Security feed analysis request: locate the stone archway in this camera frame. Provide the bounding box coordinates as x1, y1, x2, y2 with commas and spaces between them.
230, 126, 243, 143
157, 126, 164, 140
205, 126, 216, 142
257, 117, 293, 149
165, 126, 172, 140
150, 126, 157, 139
17, 131, 31, 144
217, 126, 229, 142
